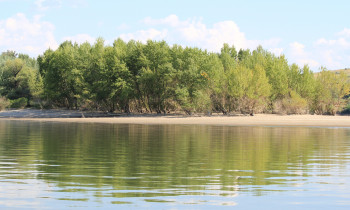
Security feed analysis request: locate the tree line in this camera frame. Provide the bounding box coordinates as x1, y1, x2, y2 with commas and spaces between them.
0, 38, 349, 115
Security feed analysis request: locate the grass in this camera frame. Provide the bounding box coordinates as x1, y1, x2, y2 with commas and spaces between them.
314, 68, 350, 81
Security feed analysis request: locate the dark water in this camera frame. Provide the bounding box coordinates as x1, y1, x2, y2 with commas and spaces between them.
0, 121, 350, 209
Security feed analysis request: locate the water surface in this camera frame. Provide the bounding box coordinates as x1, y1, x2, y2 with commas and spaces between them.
0, 121, 349, 209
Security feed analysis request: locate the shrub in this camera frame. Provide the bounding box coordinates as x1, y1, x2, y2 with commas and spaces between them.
272, 100, 284, 114
341, 101, 350, 115
282, 91, 308, 114
10, 97, 28, 109
0, 97, 10, 111
29, 99, 43, 109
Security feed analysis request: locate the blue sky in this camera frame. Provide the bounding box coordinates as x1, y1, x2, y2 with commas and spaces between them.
0, 0, 349, 71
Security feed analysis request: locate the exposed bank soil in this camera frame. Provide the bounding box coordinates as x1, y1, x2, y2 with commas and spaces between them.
1, 109, 350, 127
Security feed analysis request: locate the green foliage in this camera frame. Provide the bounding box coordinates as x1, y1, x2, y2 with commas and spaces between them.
0, 51, 43, 107
340, 101, 350, 114
210, 45, 236, 114
10, 97, 28, 109
0, 97, 10, 111
1, 59, 26, 99
266, 55, 289, 101
1, 38, 336, 115
172, 47, 212, 114
137, 40, 174, 113
312, 68, 350, 115
282, 90, 308, 114
39, 41, 81, 108
227, 63, 270, 114
83, 39, 133, 112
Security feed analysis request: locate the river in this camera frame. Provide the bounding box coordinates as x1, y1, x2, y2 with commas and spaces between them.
0, 121, 349, 209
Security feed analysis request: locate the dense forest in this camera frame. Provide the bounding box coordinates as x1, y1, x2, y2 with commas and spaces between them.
0, 38, 349, 115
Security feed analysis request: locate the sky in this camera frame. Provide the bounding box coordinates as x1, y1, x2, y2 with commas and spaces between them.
0, 0, 349, 71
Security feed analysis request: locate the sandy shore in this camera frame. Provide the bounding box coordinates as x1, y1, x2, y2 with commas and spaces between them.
1, 109, 350, 127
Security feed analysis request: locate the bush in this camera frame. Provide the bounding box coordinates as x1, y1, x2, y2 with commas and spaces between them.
341, 101, 350, 115
0, 97, 10, 111
29, 99, 43, 109
10, 97, 28, 109
282, 91, 308, 114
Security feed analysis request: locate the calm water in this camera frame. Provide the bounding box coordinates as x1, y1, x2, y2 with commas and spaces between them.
0, 121, 350, 209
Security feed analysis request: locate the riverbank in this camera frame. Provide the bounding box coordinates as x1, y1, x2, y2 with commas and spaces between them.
1, 109, 350, 127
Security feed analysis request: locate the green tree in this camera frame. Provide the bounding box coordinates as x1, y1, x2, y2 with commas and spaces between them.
98, 44, 132, 112
263, 55, 289, 113
0, 59, 26, 99
211, 44, 238, 114
39, 41, 80, 108
298, 65, 315, 100
137, 40, 174, 113
0, 52, 42, 107
32, 38, 347, 115
312, 68, 350, 114
238, 48, 250, 61
228, 63, 270, 114
172, 47, 212, 114
124, 40, 148, 112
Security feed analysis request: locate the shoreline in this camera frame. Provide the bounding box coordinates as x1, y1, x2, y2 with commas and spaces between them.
1, 109, 350, 127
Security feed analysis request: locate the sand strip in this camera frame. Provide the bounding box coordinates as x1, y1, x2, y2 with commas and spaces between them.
1, 110, 350, 127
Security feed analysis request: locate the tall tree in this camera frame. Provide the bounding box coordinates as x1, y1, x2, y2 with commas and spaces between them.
0, 52, 42, 107
137, 40, 174, 113
312, 69, 350, 114
39, 41, 80, 108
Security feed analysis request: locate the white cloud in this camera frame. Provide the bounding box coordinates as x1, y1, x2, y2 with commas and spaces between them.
35, 0, 62, 11
315, 38, 328, 45
142, 14, 181, 27
287, 28, 350, 70
304, 29, 350, 70
290, 42, 306, 56
119, 15, 350, 70
118, 15, 350, 70
320, 50, 342, 68
200, 20, 247, 51
70, 0, 88, 8
0, 13, 58, 56
1, 12, 347, 71
120, 15, 281, 53
63, 33, 95, 44
288, 42, 320, 68
126, 15, 350, 71
120, 28, 168, 43
117, 23, 129, 31
338, 28, 350, 37
269, 48, 284, 56
298, 59, 320, 69
316, 37, 350, 48
35, 0, 87, 10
